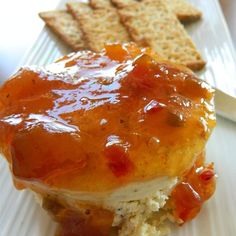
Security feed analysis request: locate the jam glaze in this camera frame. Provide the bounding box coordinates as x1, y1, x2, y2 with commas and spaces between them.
0, 43, 216, 236
0, 43, 215, 193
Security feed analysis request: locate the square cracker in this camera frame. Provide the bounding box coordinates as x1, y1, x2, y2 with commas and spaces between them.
117, 0, 205, 70
166, 0, 202, 22
111, 0, 201, 22
89, 0, 113, 8
39, 10, 87, 51
67, 2, 130, 52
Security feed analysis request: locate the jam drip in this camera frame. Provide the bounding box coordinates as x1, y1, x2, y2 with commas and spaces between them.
171, 153, 216, 223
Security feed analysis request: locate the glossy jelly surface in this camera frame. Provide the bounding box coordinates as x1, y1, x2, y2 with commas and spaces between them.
0, 44, 216, 192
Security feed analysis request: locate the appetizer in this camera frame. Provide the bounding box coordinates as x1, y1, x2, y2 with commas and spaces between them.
0, 43, 216, 236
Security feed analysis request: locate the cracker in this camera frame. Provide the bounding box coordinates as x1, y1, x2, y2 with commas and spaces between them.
117, 0, 205, 70
111, 0, 136, 8
166, 0, 202, 22
39, 10, 87, 51
112, 0, 201, 22
89, 0, 113, 8
67, 2, 130, 52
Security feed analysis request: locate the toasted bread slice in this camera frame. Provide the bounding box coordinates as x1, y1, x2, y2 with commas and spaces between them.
67, 2, 130, 52
112, 0, 201, 22
39, 10, 87, 51
117, 0, 205, 70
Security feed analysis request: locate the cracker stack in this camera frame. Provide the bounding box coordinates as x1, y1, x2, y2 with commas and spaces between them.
111, 0, 202, 22
39, 0, 205, 71
67, 2, 130, 52
39, 10, 86, 51
117, 0, 205, 70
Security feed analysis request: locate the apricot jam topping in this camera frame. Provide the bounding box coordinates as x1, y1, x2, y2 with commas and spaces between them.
171, 153, 216, 223
0, 43, 215, 192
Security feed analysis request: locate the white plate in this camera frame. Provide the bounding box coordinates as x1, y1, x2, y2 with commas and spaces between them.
1, 0, 236, 235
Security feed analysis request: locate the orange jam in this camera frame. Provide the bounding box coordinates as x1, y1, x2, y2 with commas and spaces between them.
171, 153, 216, 223
0, 43, 216, 192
